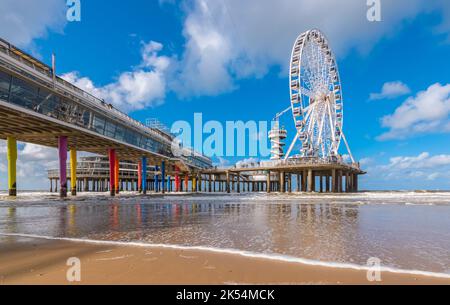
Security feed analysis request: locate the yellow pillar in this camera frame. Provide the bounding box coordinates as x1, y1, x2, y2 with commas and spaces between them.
115, 157, 120, 194
70, 149, 77, 196
7, 137, 17, 196
192, 177, 197, 192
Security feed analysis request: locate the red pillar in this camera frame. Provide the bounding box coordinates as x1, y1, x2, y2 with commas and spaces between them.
108, 149, 116, 196
115, 158, 120, 194
175, 166, 180, 192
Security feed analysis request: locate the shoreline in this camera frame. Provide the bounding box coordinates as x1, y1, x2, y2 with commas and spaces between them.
1, 235, 449, 285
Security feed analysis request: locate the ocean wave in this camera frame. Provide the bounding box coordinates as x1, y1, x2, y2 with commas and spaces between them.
1, 232, 449, 280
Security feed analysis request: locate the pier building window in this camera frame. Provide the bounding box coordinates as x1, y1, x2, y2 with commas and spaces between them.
93, 115, 106, 134
114, 125, 125, 142
105, 120, 116, 138
35, 87, 55, 116
0, 70, 11, 102
10, 76, 38, 109
124, 129, 139, 146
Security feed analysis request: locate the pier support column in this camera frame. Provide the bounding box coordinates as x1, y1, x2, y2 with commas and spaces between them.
338, 170, 343, 193
326, 175, 330, 192
307, 169, 313, 193
137, 160, 142, 193
302, 170, 307, 192
161, 161, 166, 194
7, 137, 17, 197
280, 172, 285, 193
84, 178, 88, 192
237, 175, 240, 193
192, 176, 197, 192
267, 172, 271, 193
70, 149, 77, 196
288, 174, 292, 193
108, 149, 116, 196
184, 175, 189, 193
331, 169, 337, 193
50, 179, 53, 193
226, 171, 230, 193
58, 136, 68, 198
208, 175, 212, 192
297, 174, 301, 192
154, 166, 160, 193
345, 172, 350, 193
175, 167, 180, 192
319, 175, 323, 193
115, 157, 120, 194
142, 157, 147, 195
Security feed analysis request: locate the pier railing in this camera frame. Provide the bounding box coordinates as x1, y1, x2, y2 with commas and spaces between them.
214, 157, 361, 171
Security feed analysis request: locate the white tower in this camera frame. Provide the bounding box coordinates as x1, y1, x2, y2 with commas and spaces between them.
268, 121, 287, 160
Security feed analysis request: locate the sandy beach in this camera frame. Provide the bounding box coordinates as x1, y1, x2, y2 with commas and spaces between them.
1, 238, 449, 285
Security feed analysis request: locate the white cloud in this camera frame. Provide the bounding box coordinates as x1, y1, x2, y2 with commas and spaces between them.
369, 81, 411, 100
167, 0, 450, 97
359, 157, 374, 166
378, 83, 450, 140
360, 152, 450, 189
213, 156, 230, 167
236, 157, 260, 168
0, 141, 57, 190
387, 152, 450, 170
62, 41, 171, 112
0, 0, 66, 47
0, 141, 100, 190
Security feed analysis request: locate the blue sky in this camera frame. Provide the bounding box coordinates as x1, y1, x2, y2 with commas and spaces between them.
1, 0, 450, 190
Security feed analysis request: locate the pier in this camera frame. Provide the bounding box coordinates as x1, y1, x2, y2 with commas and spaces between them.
48, 156, 364, 194
0, 37, 211, 197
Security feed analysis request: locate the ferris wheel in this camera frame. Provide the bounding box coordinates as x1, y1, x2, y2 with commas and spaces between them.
284, 29, 353, 161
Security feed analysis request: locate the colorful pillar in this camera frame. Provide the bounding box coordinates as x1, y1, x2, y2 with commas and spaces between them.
58, 136, 68, 198
70, 149, 77, 196
161, 161, 166, 194
137, 160, 142, 193
7, 137, 17, 196
175, 167, 180, 192
108, 149, 116, 196
142, 157, 147, 194
115, 157, 120, 194
184, 175, 189, 192
193, 176, 197, 192
167, 176, 171, 192
154, 166, 159, 193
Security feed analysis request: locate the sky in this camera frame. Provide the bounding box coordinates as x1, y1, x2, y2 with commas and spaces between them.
1, 0, 450, 190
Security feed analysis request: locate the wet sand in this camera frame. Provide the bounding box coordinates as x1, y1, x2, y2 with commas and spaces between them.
1, 238, 449, 285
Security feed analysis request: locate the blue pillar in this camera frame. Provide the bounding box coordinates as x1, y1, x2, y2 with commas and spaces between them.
154, 166, 159, 193
167, 176, 171, 192
161, 161, 166, 194
142, 157, 147, 194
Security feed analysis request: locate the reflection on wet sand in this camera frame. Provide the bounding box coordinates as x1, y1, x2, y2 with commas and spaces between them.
0, 194, 449, 274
